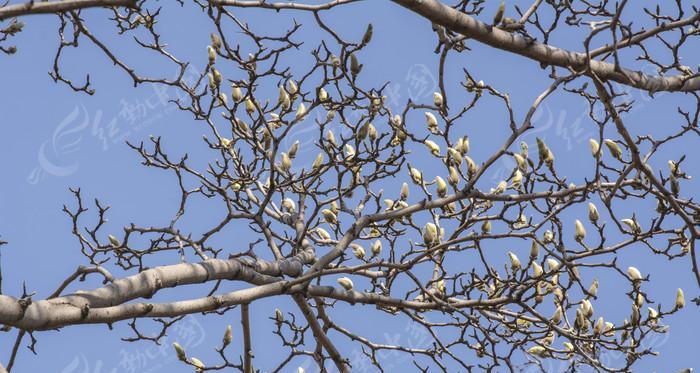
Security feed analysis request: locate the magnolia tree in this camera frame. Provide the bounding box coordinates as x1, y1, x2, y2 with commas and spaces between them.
1, 0, 699, 372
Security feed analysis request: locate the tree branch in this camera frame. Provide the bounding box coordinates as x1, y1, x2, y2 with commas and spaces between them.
0, 0, 138, 20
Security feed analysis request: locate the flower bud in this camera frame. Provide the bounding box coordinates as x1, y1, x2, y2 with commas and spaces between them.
675, 288, 685, 309
410, 167, 423, 185
337, 277, 354, 291
448, 166, 460, 186
508, 251, 521, 271
280, 152, 292, 172
530, 240, 539, 259
593, 317, 604, 335
589, 138, 601, 158
312, 153, 324, 170
588, 279, 598, 297
513, 153, 527, 171
207, 45, 216, 64
433, 92, 443, 107
108, 234, 120, 248
399, 182, 410, 200
275, 308, 284, 324
621, 218, 641, 234
232, 85, 243, 102
481, 220, 491, 233
423, 223, 438, 245
351, 244, 366, 259
574, 219, 586, 242
211, 67, 222, 86
282, 198, 296, 213
511, 170, 523, 189
371, 240, 382, 256
350, 53, 361, 76
425, 112, 439, 133
604, 139, 622, 160
326, 130, 337, 147
318, 87, 328, 102
527, 346, 546, 357
322, 209, 337, 224
245, 98, 255, 115
295, 102, 307, 120
425, 140, 441, 156
223, 325, 233, 347
315, 227, 332, 240
344, 144, 356, 160
551, 306, 562, 324
532, 262, 543, 277
627, 266, 642, 281
546, 258, 560, 271
435, 176, 447, 197
368, 123, 378, 141
210, 32, 221, 49
581, 299, 594, 317
173, 342, 186, 361
464, 155, 478, 175
191, 357, 205, 370
588, 202, 599, 222
543, 230, 554, 243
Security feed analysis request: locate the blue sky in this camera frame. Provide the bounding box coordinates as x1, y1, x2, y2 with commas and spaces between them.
0, 1, 697, 372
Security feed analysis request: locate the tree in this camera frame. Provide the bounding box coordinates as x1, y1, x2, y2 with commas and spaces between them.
0, 0, 698, 372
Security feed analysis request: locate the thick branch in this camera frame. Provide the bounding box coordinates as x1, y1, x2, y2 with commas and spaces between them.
0, 0, 138, 20
391, 0, 700, 92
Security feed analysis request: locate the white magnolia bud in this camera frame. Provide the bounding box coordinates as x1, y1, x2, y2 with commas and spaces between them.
425, 112, 439, 133
532, 262, 543, 277
464, 156, 477, 175
245, 98, 255, 115
546, 258, 560, 271
322, 209, 337, 224
368, 123, 378, 141
210, 32, 221, 49
326, 130, 337, 147
425, 140, 441, 156
318, 87, 328, 102
173, 342, 186, 361
312, 153, 324, 170
589, 138, 601, 158
433, 92, 443, 107
676, 288, 685, 309
527, 345, 546, 357
627, 266, 642, 281
280, 152, 292, 172
287, 79, 298, 96
371, 240, 382, 256
223, 325, 233, 346
232, 85, 243, 102
211, 68, 222, 86
551, 306, 562, 324
337, 277, 354, 291
281, 198, 296, 213
481, 220, 491, 233
530, 240, 539, 259
593, 317, 604, 335
288, 140, 300, 158
448, 148, 462, 166
423, 223, 438, 245
514, 153, 527, 171
511, 170, 523, 189
508, 251, 521, 271
588, 279, 598, 297
581, 299, 594, 317
493, 180, 506, 194
435, 176, 447, 197
190, 357, 205, 369
315, 227, 331, 240
400, 182, 409, 200
448, 166, 460, 186
574, 219, 586, 242
207, 45, 216, 64
351, 244, 366, 260
604, 139, 622, 160
108, 234, 120, 248
344, 144, 356, 160
295, 102, 307, 120
621, 218, 641, 233
588, 203, 599, 222
410, 167, 423, 185
543, 230, 554, 243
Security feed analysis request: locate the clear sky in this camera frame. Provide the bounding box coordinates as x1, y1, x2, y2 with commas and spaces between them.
0, 1, 697, 372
